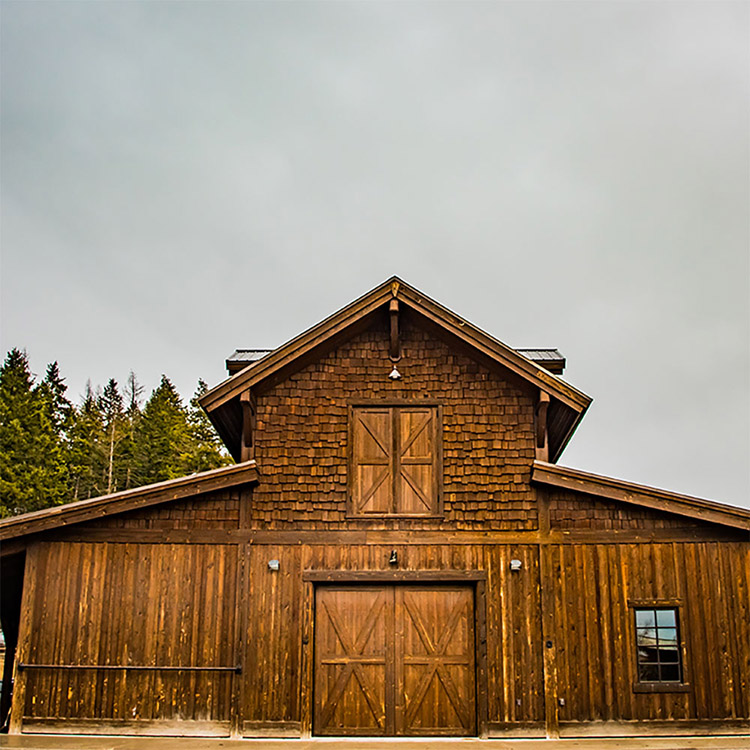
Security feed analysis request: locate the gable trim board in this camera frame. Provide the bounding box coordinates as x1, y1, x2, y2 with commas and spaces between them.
198, 277, 592, 463
0, 461, 258, 542
532, 461, 750, 532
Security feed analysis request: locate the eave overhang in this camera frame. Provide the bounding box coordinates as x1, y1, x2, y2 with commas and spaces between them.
532, 461, 750, 532
200, 276, 592, 462
0, 461, 259, 543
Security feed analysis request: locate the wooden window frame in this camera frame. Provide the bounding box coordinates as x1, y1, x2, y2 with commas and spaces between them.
628, 599, 691, 693
346, 400, 443, 519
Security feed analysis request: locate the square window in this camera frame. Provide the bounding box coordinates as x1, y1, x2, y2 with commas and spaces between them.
349, 405, 441, 517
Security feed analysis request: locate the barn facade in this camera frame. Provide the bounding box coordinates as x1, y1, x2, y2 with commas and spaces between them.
1, 277, 748, 739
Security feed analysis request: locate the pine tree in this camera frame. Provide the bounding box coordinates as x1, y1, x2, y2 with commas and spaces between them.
0, 349, 69, 515
38, 362, 72, 434
68, 382, 106, 501
98, 379, 126, 494
186, 380, 233, 474
121, 372, 144, 490
134, 376, 192, 485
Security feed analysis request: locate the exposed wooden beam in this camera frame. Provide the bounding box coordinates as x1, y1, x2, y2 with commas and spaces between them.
389, 298, 400, 361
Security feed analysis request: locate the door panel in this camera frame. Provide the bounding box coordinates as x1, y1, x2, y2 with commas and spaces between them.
314, 587, 388, 735
314, 584, 475, 737
397, 586, 475, 735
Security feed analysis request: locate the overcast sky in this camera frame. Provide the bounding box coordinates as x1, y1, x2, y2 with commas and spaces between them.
1, 1, 748, 508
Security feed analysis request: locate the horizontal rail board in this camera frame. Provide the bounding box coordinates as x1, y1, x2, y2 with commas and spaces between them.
19, 663, 240, 673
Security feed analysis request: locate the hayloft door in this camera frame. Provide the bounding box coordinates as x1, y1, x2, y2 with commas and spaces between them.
314, 585, 475, 736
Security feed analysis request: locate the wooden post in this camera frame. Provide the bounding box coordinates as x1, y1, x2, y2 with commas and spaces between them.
539, 541, 560, 739
299, 580, 314, 738
9, 545, 38, 734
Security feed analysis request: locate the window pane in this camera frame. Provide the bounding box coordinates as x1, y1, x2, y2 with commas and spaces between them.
659, 664, 680, 682
658, 646, 680, 663
637, 627, 656, 645
638, 663, 660, 682
658, 628, 678, 646
637, 648, 651, 662
656, 609, 676, 627
635, 609, 656, 628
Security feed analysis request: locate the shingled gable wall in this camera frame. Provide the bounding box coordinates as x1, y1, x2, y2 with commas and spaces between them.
248, 310, 538, 530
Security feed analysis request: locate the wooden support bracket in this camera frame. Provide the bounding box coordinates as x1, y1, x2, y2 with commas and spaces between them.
536, 391, 550, 460
389, 298, 401, 361
240, 390, 256, 462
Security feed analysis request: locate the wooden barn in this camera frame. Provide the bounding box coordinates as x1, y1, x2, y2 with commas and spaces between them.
1, 277, 748, 740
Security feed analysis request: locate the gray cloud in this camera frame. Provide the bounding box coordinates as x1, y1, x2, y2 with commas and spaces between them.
2, 1, 747, 506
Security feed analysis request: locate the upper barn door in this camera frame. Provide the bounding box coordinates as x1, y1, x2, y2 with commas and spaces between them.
314, 585, 475, 736
350, 406, 440, 516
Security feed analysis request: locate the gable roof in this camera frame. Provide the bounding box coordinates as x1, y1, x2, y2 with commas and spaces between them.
200, 276, 592, 462
0, 461, 259, 543
225, 347, 567, 376
532, 461, 750, 531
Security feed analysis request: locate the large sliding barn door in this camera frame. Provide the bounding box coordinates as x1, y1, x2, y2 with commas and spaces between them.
314, 585, 475, 736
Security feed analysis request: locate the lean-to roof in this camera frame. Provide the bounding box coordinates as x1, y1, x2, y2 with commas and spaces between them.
0, 461, 259, 542
532, 461, 750, 531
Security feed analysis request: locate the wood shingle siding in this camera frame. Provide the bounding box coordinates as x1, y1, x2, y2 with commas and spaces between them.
249, 316, 538, 531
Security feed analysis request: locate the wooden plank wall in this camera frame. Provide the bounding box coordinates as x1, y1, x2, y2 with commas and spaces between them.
17, 542, 238, 734
550, 542, 750, 728
12, 538, 750, 735
240, 543, 544, 735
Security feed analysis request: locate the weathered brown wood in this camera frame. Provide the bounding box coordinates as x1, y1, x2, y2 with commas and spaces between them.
533, 461, 750, 531
314, 586, 388, 735
314, 584, 475, 737
9, 545, 37, 733
239, 391, 255, 462
38, 526, 745, 546
242, 720, 302, 737
557, 719, 750, 736
538, 543, 559, 738
303, 570, 487, 582
299, 579, 314, 738
396, 585, 476, 735
535, 391, 550, 454
474, 578, 489, 738
389, 298, 400, 361
20, 718, 231, 736
0, 462, 258, 541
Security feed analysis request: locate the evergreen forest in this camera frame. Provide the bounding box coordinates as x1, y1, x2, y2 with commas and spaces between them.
0, 349, 232, 518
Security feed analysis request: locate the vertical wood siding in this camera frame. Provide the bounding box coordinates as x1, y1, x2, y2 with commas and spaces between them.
21, 542, 238, 728
241, 543, 544, 733
550, 542, 750, 725
14, 538, 749, 735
